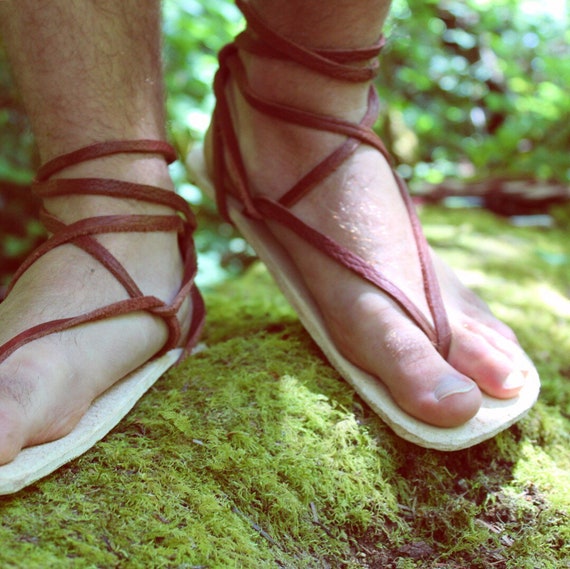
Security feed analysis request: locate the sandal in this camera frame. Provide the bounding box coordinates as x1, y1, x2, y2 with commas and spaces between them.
187, 0, 539, 450
0, 139, 205, 494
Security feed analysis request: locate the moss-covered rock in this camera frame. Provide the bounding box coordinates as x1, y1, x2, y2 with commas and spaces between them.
0, 206, 568, 568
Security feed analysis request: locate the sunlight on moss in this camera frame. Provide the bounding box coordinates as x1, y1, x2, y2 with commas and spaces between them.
1, 206, 568, 568
513, 442, 570, 510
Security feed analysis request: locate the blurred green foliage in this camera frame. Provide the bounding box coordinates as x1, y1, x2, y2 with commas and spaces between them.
377, 0, 570, 187
0, 0, 568, 286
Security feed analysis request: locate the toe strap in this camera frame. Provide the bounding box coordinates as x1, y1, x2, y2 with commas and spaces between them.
210, 1, 453, 358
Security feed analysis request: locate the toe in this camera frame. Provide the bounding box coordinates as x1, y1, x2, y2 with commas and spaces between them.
448, 320, 532, 399
380, 327, 483, 427
336, 298, 483, 428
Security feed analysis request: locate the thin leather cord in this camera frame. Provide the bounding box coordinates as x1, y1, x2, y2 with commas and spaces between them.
41, 211, 145, 297
211, 0, 452, 357
278, 89, 384, 207
36, 139, 177, 182
394, 172, 452, 356
254, 196, 437, 342
213, 46, 262, 221
235, 0, 383, 82
36, 178, 196, 228
0, 140, 205, 365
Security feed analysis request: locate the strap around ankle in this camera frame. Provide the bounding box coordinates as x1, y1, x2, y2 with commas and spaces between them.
1, 138, 204, 366
36, 139, 177, 182
235, 0, 385, 82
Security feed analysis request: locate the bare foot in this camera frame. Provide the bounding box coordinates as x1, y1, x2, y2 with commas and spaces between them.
0, 154, 193, 464
204, 52, 535, 428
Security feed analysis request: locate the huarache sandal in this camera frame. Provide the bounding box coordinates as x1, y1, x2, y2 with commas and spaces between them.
0, 139, 205, 494
187, 0, 540, 450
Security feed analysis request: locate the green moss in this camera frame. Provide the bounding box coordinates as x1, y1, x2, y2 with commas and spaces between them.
0, 206, 568, 568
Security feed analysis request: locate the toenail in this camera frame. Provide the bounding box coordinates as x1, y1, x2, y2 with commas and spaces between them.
502, 369, 526, 391
434, 376, 476, 402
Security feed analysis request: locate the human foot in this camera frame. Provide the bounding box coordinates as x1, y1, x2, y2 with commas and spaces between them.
0, 142, 203, 465
197, 9, 537, 432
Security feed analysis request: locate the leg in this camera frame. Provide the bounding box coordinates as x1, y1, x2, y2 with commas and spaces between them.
0, 1, 194, 463
202, 0, 535, 427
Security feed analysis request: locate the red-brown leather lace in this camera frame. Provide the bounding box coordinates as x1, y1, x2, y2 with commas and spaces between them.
0, 139, 205, 365
211, 0, 452, 357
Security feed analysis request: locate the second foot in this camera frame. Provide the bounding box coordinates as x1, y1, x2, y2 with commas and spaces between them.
201, 46, 537, 428
0, 151, 196, 465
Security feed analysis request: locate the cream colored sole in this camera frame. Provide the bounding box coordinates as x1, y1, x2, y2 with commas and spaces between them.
0, 348, 189, 495
187, 144, 540, 451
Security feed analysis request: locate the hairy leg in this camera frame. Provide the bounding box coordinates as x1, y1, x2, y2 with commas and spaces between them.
205, 0, 534, 426
0, 0, 190, 463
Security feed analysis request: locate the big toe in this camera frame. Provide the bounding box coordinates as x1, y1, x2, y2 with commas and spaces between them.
390, 365, 483, 428
343, 305, 484, 428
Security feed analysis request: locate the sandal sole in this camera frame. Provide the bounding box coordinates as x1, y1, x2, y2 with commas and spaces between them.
0, 348, 185, 495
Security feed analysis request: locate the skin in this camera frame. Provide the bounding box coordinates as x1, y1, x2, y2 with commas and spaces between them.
0, 0, 534, 465
0, 0, 191, 463
208, 0, 535, 427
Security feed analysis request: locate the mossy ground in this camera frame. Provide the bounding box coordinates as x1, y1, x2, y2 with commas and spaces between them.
0, 206, 568, 568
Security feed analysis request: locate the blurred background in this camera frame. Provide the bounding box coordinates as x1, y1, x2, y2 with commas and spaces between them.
0, 0, 568, 289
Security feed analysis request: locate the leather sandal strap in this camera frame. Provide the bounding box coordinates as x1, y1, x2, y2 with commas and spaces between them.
36, 139, 177, 182
253, 195, 436, 339
223, 51, 393, 207
35, 178, 195, 228
212, 1, 452, 357
235, 0, 383, 82
0, 296, 165, 365
0, 139, 205, 365
42, 213, 146, 298
9, 214, 184, 290
212, 47, 390, 218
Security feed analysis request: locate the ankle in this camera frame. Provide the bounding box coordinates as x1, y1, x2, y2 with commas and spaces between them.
241, 52, 372, 122
247, 0, 390, 52
43, 153, 176, 223
52, 153, 174, 188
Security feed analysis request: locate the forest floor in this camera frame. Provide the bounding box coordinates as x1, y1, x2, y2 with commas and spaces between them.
0, 204, 568, 568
